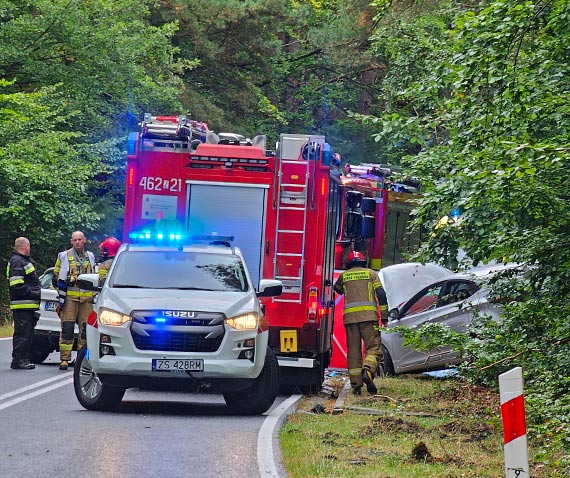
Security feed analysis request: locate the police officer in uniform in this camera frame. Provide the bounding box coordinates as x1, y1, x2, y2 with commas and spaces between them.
98, 237, 121, 285
7, 237, 41, 370
53, 231, 95, 370
334, 251, 388, 394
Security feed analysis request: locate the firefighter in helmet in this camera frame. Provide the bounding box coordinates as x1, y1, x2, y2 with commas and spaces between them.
333, 251, 388, 395
98, 237, 121, 285
53, 231, 96, 371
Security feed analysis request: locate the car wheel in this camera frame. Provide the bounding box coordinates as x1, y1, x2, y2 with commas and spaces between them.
223, 347, 279, 415
73, 346, 125, 411
29, 335, 54, 363
381, 345, 396, 377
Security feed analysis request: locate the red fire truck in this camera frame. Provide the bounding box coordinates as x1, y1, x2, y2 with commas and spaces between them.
123, 114, 359, 391
330, 163, 422, 369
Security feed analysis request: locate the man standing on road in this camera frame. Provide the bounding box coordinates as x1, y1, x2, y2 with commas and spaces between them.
6, 237, 41, 370
53, 231, 96, 371
334, 251, 388, 395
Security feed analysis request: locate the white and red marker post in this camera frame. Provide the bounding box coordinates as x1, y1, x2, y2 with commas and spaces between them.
499, 367, 529, 477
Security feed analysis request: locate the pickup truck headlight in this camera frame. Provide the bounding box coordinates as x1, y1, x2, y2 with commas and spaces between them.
99, 308, 131, 326
226, 312, 258, 330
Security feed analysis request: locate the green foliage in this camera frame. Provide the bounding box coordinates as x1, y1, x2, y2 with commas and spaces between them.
0, 85, 101, 267
0, 0, 184, 133
364, 0, 570, 469
0, 0, 187, 271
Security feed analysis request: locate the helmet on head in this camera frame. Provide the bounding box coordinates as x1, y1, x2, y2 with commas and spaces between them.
345, 251, 367, 269
100, 237, 121, 259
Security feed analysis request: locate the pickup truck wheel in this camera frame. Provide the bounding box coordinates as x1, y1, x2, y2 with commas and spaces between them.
29, 335, 54, 363
73, 346, 125, 411
382, 345, 396, 377
223, 347, 279, 415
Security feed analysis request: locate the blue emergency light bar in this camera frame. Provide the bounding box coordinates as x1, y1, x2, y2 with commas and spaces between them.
128, 229, 234, 247
128, 229, 186, 243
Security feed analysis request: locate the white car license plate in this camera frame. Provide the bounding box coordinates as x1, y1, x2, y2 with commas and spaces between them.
45, 301, 58, 311
152, 359, 204, 372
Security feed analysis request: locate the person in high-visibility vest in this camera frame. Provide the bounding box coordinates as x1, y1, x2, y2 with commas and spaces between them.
6, 237, 41, 370
334, 251, 388, 395
98, 236, 121, 285
53, 231, 95, 371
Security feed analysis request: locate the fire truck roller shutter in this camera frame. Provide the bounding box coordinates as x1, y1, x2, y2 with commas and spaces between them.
186, 183, 268, 287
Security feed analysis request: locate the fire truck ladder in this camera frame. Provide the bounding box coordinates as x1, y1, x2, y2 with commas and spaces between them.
273, 136, 319, 303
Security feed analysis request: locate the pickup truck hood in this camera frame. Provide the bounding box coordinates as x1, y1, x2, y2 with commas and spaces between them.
98, 288, 257, 318
379, 262, 453, 310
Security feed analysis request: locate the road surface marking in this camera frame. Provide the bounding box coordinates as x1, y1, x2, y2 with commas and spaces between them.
258, 394, 302, 478
0, 375, 73, 411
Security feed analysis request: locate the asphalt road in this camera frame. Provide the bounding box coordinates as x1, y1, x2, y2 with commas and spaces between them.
0, 338, 299, 478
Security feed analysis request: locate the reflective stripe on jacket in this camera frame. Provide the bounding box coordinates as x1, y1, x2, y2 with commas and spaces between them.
333, 266, 387, 324
6, 252, 41, 310
54, 249, 95, 300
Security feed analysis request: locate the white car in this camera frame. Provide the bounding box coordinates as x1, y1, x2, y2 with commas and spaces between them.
73, 242, 282, 415
32, 267, 79, 363
379, 262, 516, 375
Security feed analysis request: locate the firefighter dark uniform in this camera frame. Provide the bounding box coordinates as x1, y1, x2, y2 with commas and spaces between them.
334, 251, 388, 394
6, 240, 41, 369
54, 246, 95, 370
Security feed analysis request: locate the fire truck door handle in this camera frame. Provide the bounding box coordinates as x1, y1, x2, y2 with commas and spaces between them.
324, 279, 332, 286
265, 240, 270, 254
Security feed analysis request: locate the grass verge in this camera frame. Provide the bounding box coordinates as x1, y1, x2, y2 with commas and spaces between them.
0, 322, 13, 338
280, 373, 553, 478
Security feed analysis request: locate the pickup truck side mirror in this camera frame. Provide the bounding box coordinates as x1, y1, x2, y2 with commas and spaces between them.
257, 279, 283, 297
77, 273, 102, 293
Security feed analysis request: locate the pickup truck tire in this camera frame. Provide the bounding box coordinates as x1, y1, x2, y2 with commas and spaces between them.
223, 346, 279, 415
29, 335, 54, 363
74, 346, 125, 411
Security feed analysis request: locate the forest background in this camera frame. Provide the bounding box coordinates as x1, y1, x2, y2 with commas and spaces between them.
0, 0, 568, 472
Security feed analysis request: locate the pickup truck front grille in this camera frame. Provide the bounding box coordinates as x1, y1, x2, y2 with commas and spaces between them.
130, 311, 225, 352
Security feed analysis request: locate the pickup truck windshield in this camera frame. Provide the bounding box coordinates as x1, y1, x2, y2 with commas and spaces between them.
109, 251, 249, 292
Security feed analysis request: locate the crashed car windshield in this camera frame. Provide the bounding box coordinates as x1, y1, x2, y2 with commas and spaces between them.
109, 250, 249, 292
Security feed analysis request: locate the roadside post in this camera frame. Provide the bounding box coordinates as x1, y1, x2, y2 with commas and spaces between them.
499, 366, 529, 477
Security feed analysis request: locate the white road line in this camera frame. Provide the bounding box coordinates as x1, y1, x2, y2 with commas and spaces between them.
0, 374, 72, 402
0, 376, 73, 411
258, 394, 302, 478
0, 337, 12, 341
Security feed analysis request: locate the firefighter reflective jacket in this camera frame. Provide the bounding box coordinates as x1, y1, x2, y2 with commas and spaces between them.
333, 266, 387, 325
6, 252, 41, 310
54, 248, 96, 301
98, 258, 113, 284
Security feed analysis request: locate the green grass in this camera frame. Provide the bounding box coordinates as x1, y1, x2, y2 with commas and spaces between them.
280, 374, 553, 478
0, 322, 13, 338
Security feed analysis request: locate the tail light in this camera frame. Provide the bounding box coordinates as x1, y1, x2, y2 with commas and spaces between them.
308, 286, 318, 322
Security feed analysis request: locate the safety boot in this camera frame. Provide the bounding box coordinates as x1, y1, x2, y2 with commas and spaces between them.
10, 360, 35, 370
352, 386, 362, 395
59, 360, 69, 371
362, 368, 377, 395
